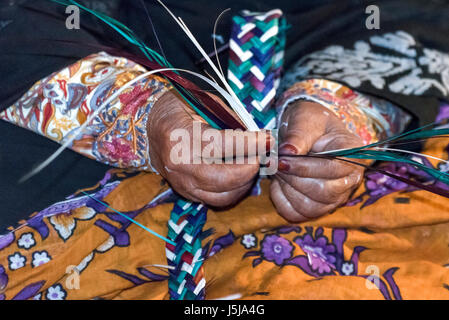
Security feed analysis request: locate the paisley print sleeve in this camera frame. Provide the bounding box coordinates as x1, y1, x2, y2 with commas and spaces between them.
0, 52, 173, 172
276, 78, 412, 145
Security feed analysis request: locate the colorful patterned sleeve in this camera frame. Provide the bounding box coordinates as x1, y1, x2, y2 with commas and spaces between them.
276, 78, 412, 145
0, 52, 173, 172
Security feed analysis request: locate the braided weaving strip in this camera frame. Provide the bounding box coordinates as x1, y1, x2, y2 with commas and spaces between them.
166, 199, 207, 300
166, 9, 286, 300
228, 9, 287, 129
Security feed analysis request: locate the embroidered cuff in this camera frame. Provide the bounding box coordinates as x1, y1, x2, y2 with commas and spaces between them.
0, 52, 173, 172
276, 79, 411, 145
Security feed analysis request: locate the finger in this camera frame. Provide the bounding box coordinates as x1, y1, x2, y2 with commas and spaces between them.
165, 173, 205, 204
279, 102, 328, 156
270, 179, 309, 223
312, 131, 364, 154
192, 180, 255, 207
191, 156, 260, 192
312, 132, 370, 167
199, 124, 272, 160
164, 170, 254, 206
276, 172, 359, 204
277, 156, 360, 179
276, 176, 336, 219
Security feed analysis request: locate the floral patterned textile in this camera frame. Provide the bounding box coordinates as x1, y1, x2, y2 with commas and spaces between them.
0, 52, 172, 171
1, 131, 449, 299
0, 51, 406, 172
1, 51, 446, 300
276, 78, 411, 144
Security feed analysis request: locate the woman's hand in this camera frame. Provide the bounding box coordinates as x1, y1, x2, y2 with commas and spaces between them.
148, 90, 270, 208
270, 101, 365, 222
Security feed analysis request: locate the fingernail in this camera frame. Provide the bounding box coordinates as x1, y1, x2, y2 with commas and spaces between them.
279, 143, 298, 155
266, 137, 272, 152
278, 159, 290, 172
265, 133, 273, 152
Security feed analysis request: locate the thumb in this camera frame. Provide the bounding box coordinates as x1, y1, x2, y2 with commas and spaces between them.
201, 125, 272, 159
279, 103, 328, 155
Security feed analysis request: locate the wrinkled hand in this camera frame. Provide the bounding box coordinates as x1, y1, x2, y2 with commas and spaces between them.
148, 90, 270, 208
270, 101, 365, 222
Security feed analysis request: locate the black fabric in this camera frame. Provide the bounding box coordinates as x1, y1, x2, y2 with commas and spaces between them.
1, 0, 449, 228
127, 0, 449, 124
0, 120, 109, 233
0, 0, 125, 228
0, 0, 125, 110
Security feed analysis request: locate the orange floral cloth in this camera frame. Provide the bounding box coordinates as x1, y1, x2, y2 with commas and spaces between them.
1, 134, 449, 300
0, 53, 446, 300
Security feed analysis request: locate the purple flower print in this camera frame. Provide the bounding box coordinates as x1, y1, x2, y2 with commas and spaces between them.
341, 262, 355, 275
241, 234, 257, 249
31, 251, 52, 268
347, 156, 437, 208
294, 229, 336, 275
45, 284, 67, 300
240, 226, 402, 300
0, 265, 8, 292
261, 235, 293, 266
367, 170, 409, 194
17, 233, 36, 250
106, 268, 168, 286
363, 165, 412, 199
0, 233, 14, 251
12, 281, 46, 300
436, 104, 449, 123
208, 231, 236, 257
240, 226, 404, 300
